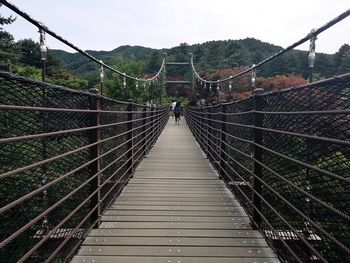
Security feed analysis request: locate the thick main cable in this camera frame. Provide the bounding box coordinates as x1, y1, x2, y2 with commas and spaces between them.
0, 0, 165, 82
191, 8, 350, 84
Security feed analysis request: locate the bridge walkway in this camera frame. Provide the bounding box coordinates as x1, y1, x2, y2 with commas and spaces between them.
72, 119, 279, 263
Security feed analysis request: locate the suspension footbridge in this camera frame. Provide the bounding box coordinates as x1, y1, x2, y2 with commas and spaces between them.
0, 1, 349, 262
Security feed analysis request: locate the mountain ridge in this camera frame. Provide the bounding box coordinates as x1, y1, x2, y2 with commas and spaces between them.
50, 37, 349, 85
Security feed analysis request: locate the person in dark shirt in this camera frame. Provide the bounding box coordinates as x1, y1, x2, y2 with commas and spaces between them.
174, 102, 181, 125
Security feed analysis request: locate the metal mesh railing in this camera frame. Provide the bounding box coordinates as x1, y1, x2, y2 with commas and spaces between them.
186, 73, 350, 263
0, 71, 168, 262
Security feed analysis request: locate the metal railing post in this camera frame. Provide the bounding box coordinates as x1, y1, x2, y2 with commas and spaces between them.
219, 104, 227, 180
204, 108, 209, 156
158, 108, 164, 137
127, 100, 134, 176
207, 107, 213, 160
154, 107, 160, 139
159, 107, 165, 136
148, 106, 155, 154
149, 107, 154, 148
158, 107, 165, 136
199, 108, 205, 147
152, 106, 157, 146
40, 85, 49, 232
142, 105, 148, 157
89, 88, 101, 228
251, 88, 264, 229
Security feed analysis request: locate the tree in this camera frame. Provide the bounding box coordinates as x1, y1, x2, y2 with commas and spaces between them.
257, 74, 307, 92
14, 39, 62, 73
104, 56, 146, 102
334, 44, 350, 74
223, 42, 251, 68
176, 42, 189, 61
192, 45, 204, 64
47, 70, 88, 90
17, 39, 42, 68
202, 41, 221, 68
0, 13, 16, 27
146, 50, 161, 73
12, 65, 41, 80
0, 13, 17, 70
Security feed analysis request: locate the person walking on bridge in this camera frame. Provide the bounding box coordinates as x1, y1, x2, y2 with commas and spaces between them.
174, 102, 182, 125
171, 101, 176, 118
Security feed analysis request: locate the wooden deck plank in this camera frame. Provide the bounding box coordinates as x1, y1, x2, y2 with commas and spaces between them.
76, 246, 276, 257
118, 193, 232, 198
72, 120, 279, 262
72, 256, 280, 263
128, 180, 223, 185
112, 201, 239, 206
122, 190, 228, 194
99, 221, 251, 230
125, 186, 225, 190
82, 236, 269, 247
116, 196, 232, 202
107, 205, 244, 211
101, 215, 250, 223
104, 210, 247, 217
89, 229, 264, 238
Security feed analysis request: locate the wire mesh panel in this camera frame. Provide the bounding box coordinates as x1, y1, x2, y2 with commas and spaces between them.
132, 104, 145, 168
99, 98, 129, 213
0, 72, 92, 262
208, 105, 222, 169
186, 73, 350, 262
225, 98, 254, 215
259, 75, 350, 262
0, 71, 168, 262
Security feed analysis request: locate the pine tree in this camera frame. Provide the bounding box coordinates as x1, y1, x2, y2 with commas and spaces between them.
0, 12, 16, 70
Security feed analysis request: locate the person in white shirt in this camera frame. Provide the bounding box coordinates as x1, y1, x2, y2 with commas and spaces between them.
171, 101, 176, 118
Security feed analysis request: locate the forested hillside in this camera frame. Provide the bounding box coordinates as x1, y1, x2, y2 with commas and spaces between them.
51, 38, 350, 81
1, 11, 350, 102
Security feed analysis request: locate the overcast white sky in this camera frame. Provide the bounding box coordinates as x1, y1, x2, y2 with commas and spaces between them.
1, 0, 349, 54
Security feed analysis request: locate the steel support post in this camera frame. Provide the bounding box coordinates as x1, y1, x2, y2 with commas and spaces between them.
89, 88, 101, 228
219, 104, 227, 180
127, 100, 134, 176
251, 88, 264, 229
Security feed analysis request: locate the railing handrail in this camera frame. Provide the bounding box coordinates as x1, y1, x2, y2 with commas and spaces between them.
0, 71, 169, 261
185, 72, 350, 262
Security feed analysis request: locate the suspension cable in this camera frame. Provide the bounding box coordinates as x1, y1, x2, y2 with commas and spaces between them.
191, 8, 350, 84
0, 0, 165, 82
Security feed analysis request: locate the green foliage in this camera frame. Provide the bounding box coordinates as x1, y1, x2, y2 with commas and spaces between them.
50, 45, 156, 82
16, 39, 42, 68
0, 14, 85, 89
51, 38, 348, 87
16, 39, 62, 74
104, 56, 148, 102
163, 96, 189, 107
333, 44, 350, 74
0, 13, 16, 28
47, 70, 88, 90
0, 13, 17, 70
147, 50, 162, 73
12, 65, 41, 80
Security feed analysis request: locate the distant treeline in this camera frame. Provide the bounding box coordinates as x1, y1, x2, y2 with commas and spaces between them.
1, 12, 349, 101
50, 38, 350, 85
